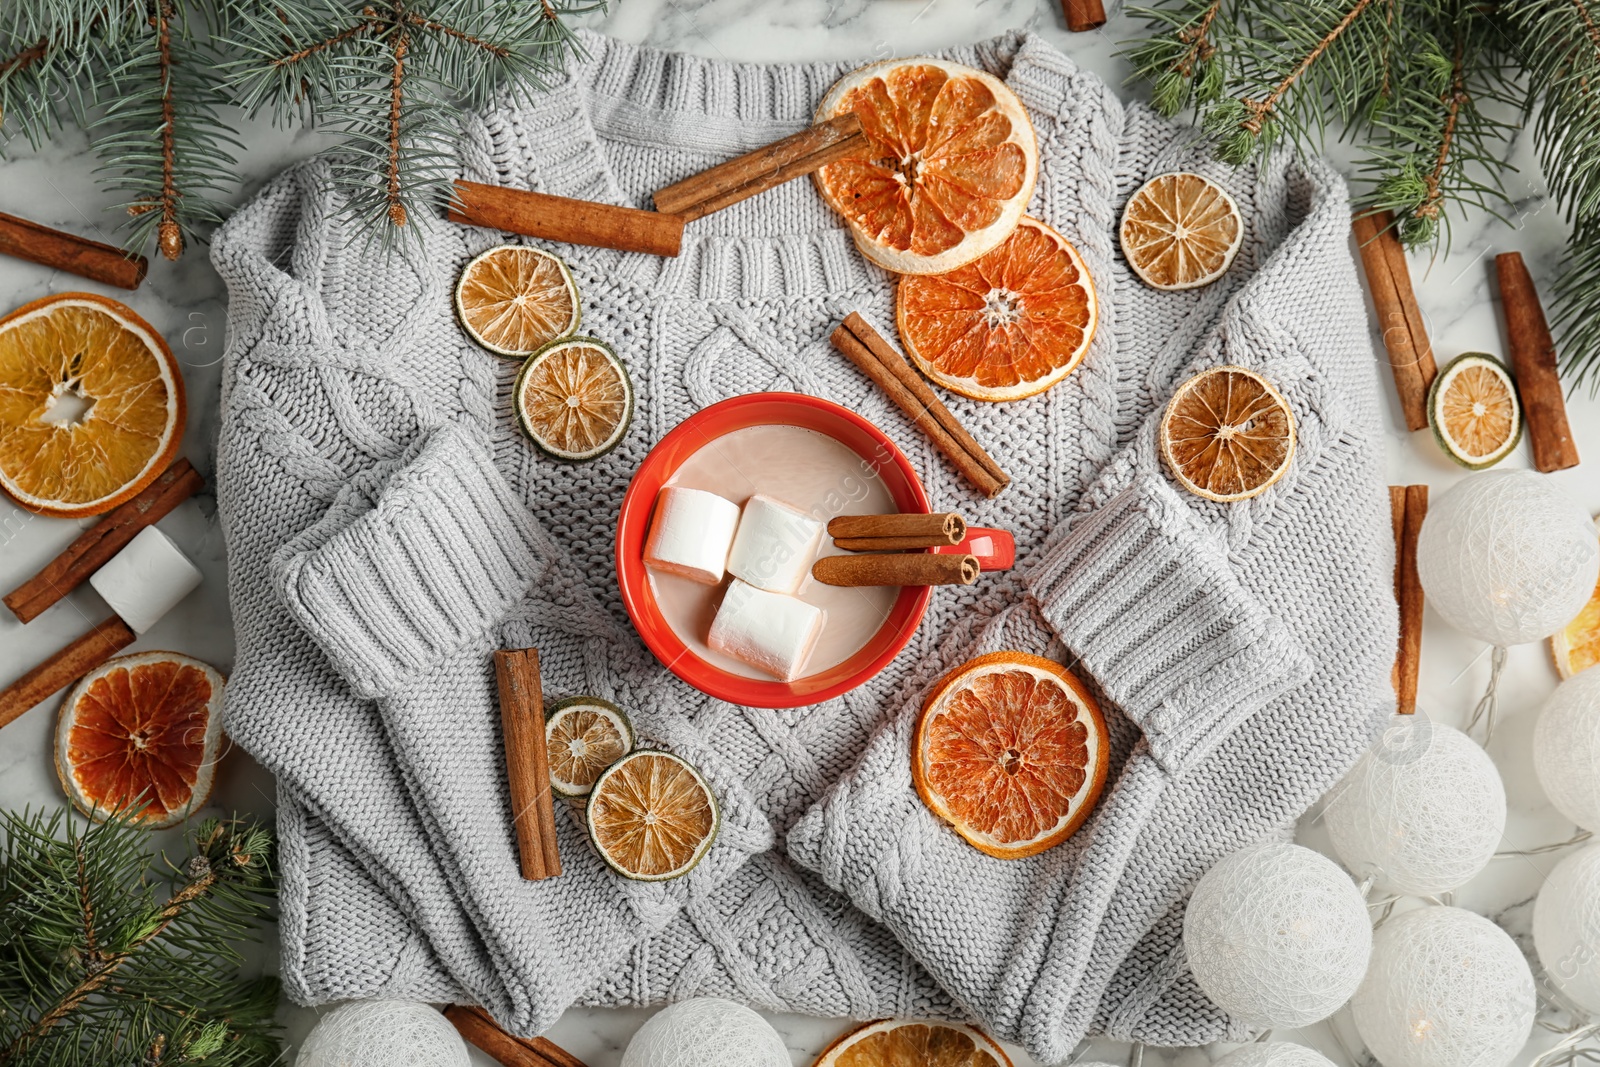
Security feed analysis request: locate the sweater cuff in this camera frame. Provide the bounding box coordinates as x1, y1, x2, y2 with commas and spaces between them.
1025, 473, 1312, 771
275, 423, 547, 699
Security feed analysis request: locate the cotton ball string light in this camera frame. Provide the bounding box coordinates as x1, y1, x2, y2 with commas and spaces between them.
1351, 906, 1535, 1067
1322, 716, 1505, 896
296, 1000, 469, 1067
1416, 470, 1597, 647
1182, 842, 1371, 1028
1534, 843, 1600, 1015
1534, 670, 1600, 833
619, 998, 788, 1067
1213, 1043, 1340, 1067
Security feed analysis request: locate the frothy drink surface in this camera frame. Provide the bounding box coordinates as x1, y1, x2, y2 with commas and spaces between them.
647, 423, 901, 680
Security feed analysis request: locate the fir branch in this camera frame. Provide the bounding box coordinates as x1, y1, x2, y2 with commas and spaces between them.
1239, 0, 1379, 134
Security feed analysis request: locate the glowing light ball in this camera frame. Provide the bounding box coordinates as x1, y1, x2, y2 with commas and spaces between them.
1214, 1043, 1340, 1067
1351, 906, 1535, 1067
1534, 842, 1600, 1015
1323, 716, 1505, 896
296, 1001, 469, 1067
1415, 470, 1597, 647
1182, 842, 1371, 1028
1533, 670, 1600, 833
620, 998, 788, 1067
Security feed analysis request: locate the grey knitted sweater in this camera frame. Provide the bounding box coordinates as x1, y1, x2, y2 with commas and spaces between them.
210, 30, 1394, 1062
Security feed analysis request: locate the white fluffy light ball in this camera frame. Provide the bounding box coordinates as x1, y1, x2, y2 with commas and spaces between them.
1182, 842, 1371, 1028
1415, 470, 1598, 647
1213, 1043, 1339, 1067
620, 998, 788, 1067
1352, 906, 1535, 1067
1534, 670, 1600, 833
1323, 716, 1505, 896
296, 1001, 469, 1067
1534, 843, 1600, 1015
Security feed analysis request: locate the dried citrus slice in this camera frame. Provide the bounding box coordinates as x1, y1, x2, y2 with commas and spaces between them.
545, 696, 634, 797
896, 216, 1097, 402
1554, 522, 1600, 679
912, 651, 1108, 860
1427, 352, 1521, 469
1120, 172, 1243, 291
514, 336, 633, 462
813, 1019, 1013, 1067
1160, 365, 1296, 502
0, 293, 185, 518
455, 244, 581, 358
55, 651, 224, 828
814, 58, 1038, 276
587, 749, 718, 881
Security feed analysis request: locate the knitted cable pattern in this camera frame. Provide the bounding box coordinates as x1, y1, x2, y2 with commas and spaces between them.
209, 30, 1394, 1059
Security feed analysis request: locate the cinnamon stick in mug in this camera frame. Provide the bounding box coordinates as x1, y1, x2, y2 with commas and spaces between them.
829, 512, 966, 550
813, 553, 978, 587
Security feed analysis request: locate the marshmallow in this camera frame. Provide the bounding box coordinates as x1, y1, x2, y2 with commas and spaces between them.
88, 527, 203, 633
708, 579, 823, 682
727, 494, 824, 595
644, 487, 741, 584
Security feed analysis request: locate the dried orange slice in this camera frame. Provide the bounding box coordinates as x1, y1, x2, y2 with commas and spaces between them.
1427, 352, 1521, 469
586, 750, 718, 881
55, 651, 225, 828
813, 1019, 1013, 1067
545, 696, 634, 798
1120, 172, 1243, 291
912, 651, 1108, 860
455, 244, 581, 358
0, 293, 185, 518
814, 58, 1038, 276
1554, 523, 1600, 679
896, 216, 1097, 402
1160, 366, 1296, 502
514, 337, 633, 461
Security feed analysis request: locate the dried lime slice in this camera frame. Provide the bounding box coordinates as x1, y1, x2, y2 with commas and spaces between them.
1427, 352, 1521, 470
514, 336, 633, 462
1160, 365, 1296, 502
545, 696, 634, 798
455, 244, 581, 358
586, 750, 718, 882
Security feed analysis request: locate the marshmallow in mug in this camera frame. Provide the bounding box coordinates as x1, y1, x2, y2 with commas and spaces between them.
727, 494, 824, 595
708, 579, 823, 682
643, 486, 742, 585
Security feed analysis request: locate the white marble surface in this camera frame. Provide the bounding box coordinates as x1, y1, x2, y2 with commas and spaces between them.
0, 2, 1596, 1065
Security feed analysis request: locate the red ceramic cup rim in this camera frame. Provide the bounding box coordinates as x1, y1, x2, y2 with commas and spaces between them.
616, 392, 931, 708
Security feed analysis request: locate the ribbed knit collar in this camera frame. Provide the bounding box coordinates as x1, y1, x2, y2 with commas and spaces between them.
459, 30, 1126, 303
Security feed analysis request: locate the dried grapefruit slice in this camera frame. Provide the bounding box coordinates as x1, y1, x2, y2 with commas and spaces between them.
896, 216, 1097, 402
814, 58, 1038, 276
587, 750, 718, 881
55, 651, 225, 828
0, 293, 185, 518
912, 651, 1108, 860
1427, 352, 1521, 469
514, 337, 633, 462
1554, 522, 1600, 679
455, 244, 581, 358
1160, 365, 1296, 502
1120, 172, 1243, 291
813, 1019, 1012, 1067
545, 696, 634, 798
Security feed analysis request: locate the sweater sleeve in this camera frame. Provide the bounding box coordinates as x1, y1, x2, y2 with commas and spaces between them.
1024, 469, 1313, 772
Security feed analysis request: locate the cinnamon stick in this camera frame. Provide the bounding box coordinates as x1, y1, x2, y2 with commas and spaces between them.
828, 512, 965, 549
445, 1005, 588, 1067
493, 649, 562, 881
653, 114, 865, 221
1496, 252, 1580, 472
1352, 210, 1436, 431
832, 314, 1009, 497
813, 552, 978, 587
1391, 485, 1426, 716
0, 618, 136, 732
5, 459, 203, 624
1062, 0, 1107, 31
0, 211, 147, 290
449, 181, 684, 258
